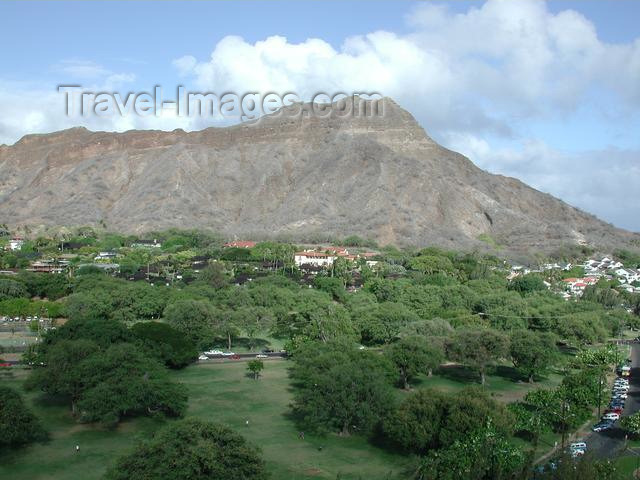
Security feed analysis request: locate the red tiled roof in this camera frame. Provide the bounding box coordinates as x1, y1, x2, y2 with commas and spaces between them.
295, 251, 333, 258
224, 241, 256, 248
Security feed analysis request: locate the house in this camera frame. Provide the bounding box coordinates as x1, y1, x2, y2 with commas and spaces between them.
584, 257, 624, 273
223, 240, 256, 248
27, 259, 69, 274
294, 251, 337, 268
94, 251, 117, 261
561, 276, 598, 297
324, 246, 349, 255
8, 237, 24, 251
131, 239, 161, 248
615, 268, 640, 284
79, 263, 120, 273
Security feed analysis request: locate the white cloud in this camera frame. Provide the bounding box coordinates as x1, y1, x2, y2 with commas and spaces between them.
447, 133, 640, 231
0, 0, 638, 230
172, 0, 640, 137
54, 60, 112, 79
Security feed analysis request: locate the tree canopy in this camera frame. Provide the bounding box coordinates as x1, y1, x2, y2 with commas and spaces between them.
104, 419, 268, 480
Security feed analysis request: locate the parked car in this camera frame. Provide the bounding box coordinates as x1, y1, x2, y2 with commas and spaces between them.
198, 354, 209, 360
570, 442, 587, 451
602, 413, 620, 421
205, 349, 224, 355
593, 421, 614, 432
613, 393, 628, 400
608, 407, 623, 414
570, 449, 585, 458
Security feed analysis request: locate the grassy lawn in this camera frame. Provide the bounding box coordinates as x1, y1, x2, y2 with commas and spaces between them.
0, 361, 409, 480
615, 455, 640, 478
0, 357, 570, 480
413, 363, 564, 403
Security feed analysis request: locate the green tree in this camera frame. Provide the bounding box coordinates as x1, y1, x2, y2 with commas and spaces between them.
25, 339, 99, 414
534, 453, 623, 480
382, 389, 446, 453
313, 276, 346, 302
290, 341, 394, 435
247, 359, 264, 379
131, 321, 198, 369
233, 307, 273, 351
0, 385, 47, 447
508, 274, 547, 293
28, 341, 186, 425
0, 278, 28, 300
387, 336, 444, 389
620, 412, 640, 439
447, 328, 509, 385
508, 401, 550, 446
163, 299, 216, 348
104, 419, 267, 480
411, 422, 527, 480
509, 330, 558, 382
357, 302, 419, 345
75, 343, 187, 424
38, 317, 132, 354
198, 261, 229, 289
409, 255, 455, 275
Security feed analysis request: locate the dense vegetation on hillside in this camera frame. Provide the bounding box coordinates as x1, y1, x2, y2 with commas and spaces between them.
1, 228, 638, 478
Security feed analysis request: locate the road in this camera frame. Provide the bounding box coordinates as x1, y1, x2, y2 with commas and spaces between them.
587, 342, 640, 458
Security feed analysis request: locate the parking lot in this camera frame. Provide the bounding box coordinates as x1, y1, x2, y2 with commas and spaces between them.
585, 343, 639, 459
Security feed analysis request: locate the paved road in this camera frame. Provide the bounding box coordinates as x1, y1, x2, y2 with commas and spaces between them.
587, 342, 640, 458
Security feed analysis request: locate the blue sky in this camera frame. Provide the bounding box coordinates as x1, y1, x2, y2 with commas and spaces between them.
0, 0, 639, 231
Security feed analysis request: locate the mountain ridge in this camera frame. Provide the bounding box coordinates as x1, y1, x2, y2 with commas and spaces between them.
0, 98, 637, 255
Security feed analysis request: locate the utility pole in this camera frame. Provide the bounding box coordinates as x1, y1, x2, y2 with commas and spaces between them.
561, 401, 568, 449
597, 371, 605, 418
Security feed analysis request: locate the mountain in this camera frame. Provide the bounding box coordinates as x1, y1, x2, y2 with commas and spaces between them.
0, 97, 637, 255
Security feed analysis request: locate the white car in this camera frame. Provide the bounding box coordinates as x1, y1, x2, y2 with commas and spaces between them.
613, 392, 628, 400
255, 354, 268, 358
602, 413, 620, 421
198, 354, 209, 360
570, 442, 587, 451
220, 351, 235, 356
570, 449, 585, 458
204, 350, 224, 355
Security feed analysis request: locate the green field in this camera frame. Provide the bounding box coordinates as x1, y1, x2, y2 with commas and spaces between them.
0, 359, 569, 480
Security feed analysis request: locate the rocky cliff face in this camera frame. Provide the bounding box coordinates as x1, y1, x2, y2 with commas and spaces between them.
0, 98, 636, 254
